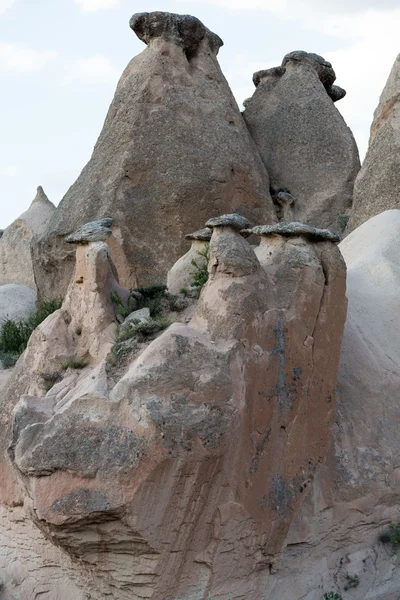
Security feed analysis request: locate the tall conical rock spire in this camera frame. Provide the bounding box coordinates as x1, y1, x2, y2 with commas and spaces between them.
347, 54, 400, 232
34, 11, 275, 300
0, 186, 55, 290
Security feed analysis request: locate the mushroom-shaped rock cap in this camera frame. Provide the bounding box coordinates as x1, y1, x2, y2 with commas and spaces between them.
65, 218, 113, 244
206, 214, 252, 231
242, 222, 341, 243
185, 228, 212, 241
254, 50, 346, 102
130, 12, 223, 55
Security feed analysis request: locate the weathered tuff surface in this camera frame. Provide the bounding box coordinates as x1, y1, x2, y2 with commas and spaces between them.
0, 284, 36, 330
244, 51, 361, 230
167, 227, 211, 293
1, 215, 347, 599
347, 54, 400, 233
0, 187, 55, 290
33, 11, 275, 301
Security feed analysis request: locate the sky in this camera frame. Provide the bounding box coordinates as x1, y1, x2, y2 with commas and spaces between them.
0, 0, 399, 229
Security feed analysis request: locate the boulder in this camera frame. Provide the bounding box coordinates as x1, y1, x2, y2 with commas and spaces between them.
34, 11, 275, 301
347, 54, 400, 232
0, 187, 55, 290
0, 284, 36, 329
244, 51, 361, 229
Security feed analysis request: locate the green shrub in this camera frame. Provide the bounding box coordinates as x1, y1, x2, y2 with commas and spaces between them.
110, 291, 136, 319
119, 317, 170, 343
191, 243, 209, 289
379, 521, 400, 545
0, 351, 19, 368
61, 357, 88, 370
134, 285, 168, 318
0, 298, 62, 356
134, 284, 167, 299
323, 593, 342, 600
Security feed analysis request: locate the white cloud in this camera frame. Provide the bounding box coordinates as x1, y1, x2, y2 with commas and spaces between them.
0, 42, 56, 72
0, 166, 17, 177
178, 0, 399, 16
63, 55, 120, 85
0, 0, 15, 16
72, 0, 119, 13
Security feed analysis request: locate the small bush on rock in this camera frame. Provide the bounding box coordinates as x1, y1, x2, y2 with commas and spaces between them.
110, 291, 136, 319
323, 593, 342, 600
379, 521, 400, 546
61, 357, 88, 370
191, 243, 209, 289
119, 317, 170, 343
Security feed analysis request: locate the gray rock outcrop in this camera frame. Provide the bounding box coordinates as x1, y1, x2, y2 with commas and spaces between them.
0, 187, 55, 290
34, 11, 275, 301
347, 54, 400, 232
244, 50, 361, 229
0, 284, 36, 331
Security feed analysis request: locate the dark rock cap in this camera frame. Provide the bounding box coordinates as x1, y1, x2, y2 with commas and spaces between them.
254, 50, 346, 103
65, 218, 113, 244
242, 222, 341, 243
206, 214, 252, 231
130, 12, 223, 56
185, 228, 212, 241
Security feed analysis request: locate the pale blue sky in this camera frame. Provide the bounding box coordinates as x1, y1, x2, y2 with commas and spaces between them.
0, 0, 399, 228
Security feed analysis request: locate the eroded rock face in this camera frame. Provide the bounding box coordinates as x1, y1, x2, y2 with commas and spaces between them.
34, 11, 275, 301
244, 51, 361, 229
0, 284, 36, 332
5, 215, 346, 599
0, 187, 55, 290
347, 54, 400, 233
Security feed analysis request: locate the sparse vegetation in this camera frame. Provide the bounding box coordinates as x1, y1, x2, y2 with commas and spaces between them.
344, 574, 360, 590
323, 593, 342, 600
0, 350, 19, 368
191, 243, 209, 289
135, 284, 168, 317
179, 286, 189, 296
110, 290, 136, 319
61, 357, 88, 370
0, 298, 62, 357
40, 371, 62, 393
379, 521, 400, 546
336, 213, 350, 234
119, 317, 170, 343
75, 326, 82, 336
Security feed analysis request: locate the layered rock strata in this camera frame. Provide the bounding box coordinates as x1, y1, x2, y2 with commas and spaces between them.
0, 186, 55, 290
3, 213, 346, 598
244, 50, 361, 229
347, 53, 400, 232
34, 11, 275, 301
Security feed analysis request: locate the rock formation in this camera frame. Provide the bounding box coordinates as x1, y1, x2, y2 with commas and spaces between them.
1, 9, 400, 600
0, 210, 348, 598
347, 54, 400, 232
0, 186, 55, 290
34, 11, 275, 301
0, 284, 36, 331
244, 51, 361, 229
167, 227, 211, 293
